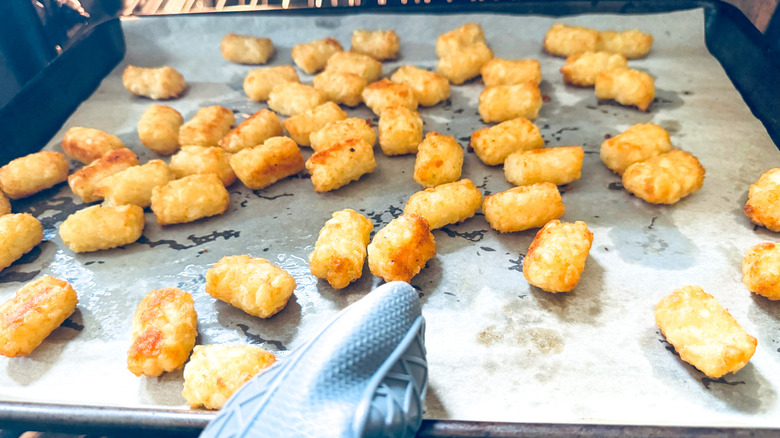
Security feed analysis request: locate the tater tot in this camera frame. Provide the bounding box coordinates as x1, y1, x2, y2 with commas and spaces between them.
292, 38, 344, 75
622, 149, 705, 204
437, 42, 493, 85
0, 193, 10, 216
470, 117, 544, 166
282, 102, 348, 147
127, 287, 197, 377
179, 106, 235, 148
351, 29, 400, 60
414, 132, 463, 188
94, 159, 173, 208
481, 59, 542, 87
59, 204, 145, 253
306, 138, 377, 193
655, 285, 757, 379
218, 109, 283, 153
309, 209, 373, 289
600, 123, 672, 175
436, 23, 486, 58
543, 24, 600, 57
479, 82, 542, 123
598, 29, 653, 59
743, 243, 780, 300
151, 174, 230, 225
309, 118, 376, 152
0, 213, 43, 272
483, 183, 565, 233
122, 65, 186, 100
595, 67, 655, 111
367, 214, 436, 283
378, 106, 423, 156
404, 179, 482, 229
0, 276, 77, 357
745, 168, 780, 232
243, 66, 300, 102
220, 33, 274, 65
0, 151, 69, 199
230, 136, 304, 190
324, 51, 382, 82
182, 344, 276, 410
560, 51, 628, 87
312, 70, 367, 107
390, 65, 450, 107
267, 82, 326, 117
362, 79, 418, 116
137, 104, 183, 156
504, 146, 584, 186
523, 220, 593, 293
206, 255, 296, 318
169, 146, 236, 187
62, 127, 125, 164
68, 148, 139, 203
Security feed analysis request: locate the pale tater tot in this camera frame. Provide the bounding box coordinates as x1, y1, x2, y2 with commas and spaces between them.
0, 193, 10, 216
483, 183, 564, 233
504, 146, 584, 186
309, 209, 373, 289
59, 204, 145, 253
68, 148, 139, 203
62, 127, 125, 164
182, 344, 276, 410
378, 106, 423, 156
595, 67, 655, 111
655, 286, 757, 379
122, 65, 186, 100
362, 79, 418, 116
230, 136, 304, 190
312, 70, 367, 107
523, 220, 593, 293
560, 51, 628, 86
436, 23, 486, 58
0, 213, 43, 272
745, 168, 780, 232
94, 159, 173, 208
309, 118, 376, 152
598, 29, 653, 59
218, 109, 283, 153
243, 66, 300, 102
137, 104, 183, 155
267, 82, 326, 117
169, 146, 236, 187
622, 150, 705, 204
351, 29, 400, 60
404, 179, 482, 229
220, 33, 274, 65
0, 276, 77, 357
0, 151, 69, 199
151, 174, 230, 225
437, 42, 493, 85
481, 59, 542, 87
600, 123, 672, 175
306, 138, 377, 193
743, 243, 780, 300
292, 38, 344, 75
390, 65, 450, 107
179, 106, 235, 148
324, 51, 382, 82
367, 214, 436, 283
543, 23, 600, 57
470, 117, 544, 166
414, 132, 463, 188
127, 287, 197, 377
282, 102, 348, 147
206, 255, 296, 318
479, 82, 542, 123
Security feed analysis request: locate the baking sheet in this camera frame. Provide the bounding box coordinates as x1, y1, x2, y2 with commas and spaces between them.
1, 7, 779, 428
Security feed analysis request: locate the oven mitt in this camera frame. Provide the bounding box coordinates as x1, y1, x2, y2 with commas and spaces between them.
201, 281, 427, 438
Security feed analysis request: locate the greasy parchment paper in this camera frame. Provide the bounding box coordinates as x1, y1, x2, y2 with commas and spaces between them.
1, 8, 779, 428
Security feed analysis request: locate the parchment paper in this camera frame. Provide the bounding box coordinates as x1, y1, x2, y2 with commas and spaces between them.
1, 8, 779, 428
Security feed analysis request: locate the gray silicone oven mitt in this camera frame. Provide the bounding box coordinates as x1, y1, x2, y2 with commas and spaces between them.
201, 281, 427, 438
